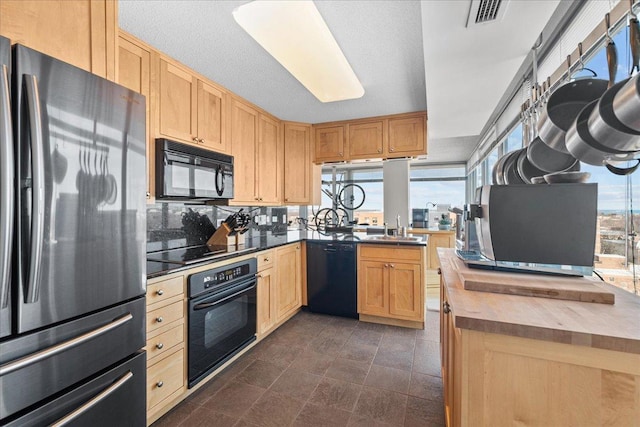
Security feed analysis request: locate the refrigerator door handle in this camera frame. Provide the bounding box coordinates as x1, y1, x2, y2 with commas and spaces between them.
0, 64, 14, 309
23, 74, 45, 304
49, 371, 134, 427
0, 313, 133, 376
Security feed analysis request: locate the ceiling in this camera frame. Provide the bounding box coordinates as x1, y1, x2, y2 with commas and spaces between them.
119, 0, 562, 164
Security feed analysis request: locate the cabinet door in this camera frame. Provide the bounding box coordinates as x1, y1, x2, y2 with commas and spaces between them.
314, 126, 346, 163
256, 115, 280, 204
388, 115, 426, 157
275, 245, 301, 321
230, 99, 258, 203
257, 267, 276, 336
283, 123, 312, 204
159, 59, 197, 144
388, 262, 422, 320
357, 261, 388, 316
348, 121, 385, 159
197, 81, 228, 153
118, 34, 152, 199
1, 0, 116, 79
428, 233, 454, 270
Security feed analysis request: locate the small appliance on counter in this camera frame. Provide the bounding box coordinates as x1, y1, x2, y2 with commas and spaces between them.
412, 208, 429, 228
460, 184, 597, 276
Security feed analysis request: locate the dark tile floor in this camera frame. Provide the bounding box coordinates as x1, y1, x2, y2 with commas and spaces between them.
153, 310, 444, 427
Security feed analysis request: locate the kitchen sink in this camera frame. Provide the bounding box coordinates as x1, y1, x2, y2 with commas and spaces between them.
365, 235, 423, 243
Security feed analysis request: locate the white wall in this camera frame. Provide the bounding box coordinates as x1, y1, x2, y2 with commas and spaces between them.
383, 159, 410, 228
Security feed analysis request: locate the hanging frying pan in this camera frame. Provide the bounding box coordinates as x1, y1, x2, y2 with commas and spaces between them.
526, 137, 579, 172
516, 148, 547, 183
566, 99, 639, 165
537, 77, 609, 154
503, 149, 527, 184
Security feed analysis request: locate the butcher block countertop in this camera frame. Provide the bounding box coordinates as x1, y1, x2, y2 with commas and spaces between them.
438, 248, 640, 354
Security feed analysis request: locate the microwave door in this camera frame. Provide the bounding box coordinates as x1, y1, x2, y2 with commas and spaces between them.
193, 159, 221, 198
163, 151, 195, 197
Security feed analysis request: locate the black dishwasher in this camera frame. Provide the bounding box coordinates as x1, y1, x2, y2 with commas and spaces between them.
306, 241, 358, 319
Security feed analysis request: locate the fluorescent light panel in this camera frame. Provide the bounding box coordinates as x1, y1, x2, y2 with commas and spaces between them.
233, 0, 364, 103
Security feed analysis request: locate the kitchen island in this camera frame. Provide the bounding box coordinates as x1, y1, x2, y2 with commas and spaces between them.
438, 248, 640, 427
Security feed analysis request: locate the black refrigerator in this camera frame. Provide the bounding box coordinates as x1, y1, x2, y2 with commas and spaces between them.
0, 37, 147, 426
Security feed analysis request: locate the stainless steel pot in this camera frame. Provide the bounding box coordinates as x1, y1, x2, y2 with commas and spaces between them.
566, 100, 639, 165
537, 79, 609, 153
588, 77, 640, 152
503, 149, 527, 184
612, 73, 640, 132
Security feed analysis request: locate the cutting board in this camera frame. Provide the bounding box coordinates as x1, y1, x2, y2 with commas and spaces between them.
455, 261, 615, 304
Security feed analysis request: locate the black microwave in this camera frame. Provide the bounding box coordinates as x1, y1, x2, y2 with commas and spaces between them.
155, 139, 234, 203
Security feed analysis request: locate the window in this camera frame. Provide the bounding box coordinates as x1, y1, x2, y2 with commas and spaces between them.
504, 123, 523, 154
579, 23, 639, 296
410, 165, 466, 213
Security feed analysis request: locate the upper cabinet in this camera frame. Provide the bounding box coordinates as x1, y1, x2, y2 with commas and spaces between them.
0, 0, 117, 80
156, 57, 229, 154
314, 125, 347, 163
118, 31, 153, 199
313, 112, 427, 164
230, 97, 281, 205
283, 123, 321, 205
388, 115, 427, 157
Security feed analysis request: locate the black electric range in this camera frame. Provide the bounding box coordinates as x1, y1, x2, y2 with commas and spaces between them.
147, 245, 254, 265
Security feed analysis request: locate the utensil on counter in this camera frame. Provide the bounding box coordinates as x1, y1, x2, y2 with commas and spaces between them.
537, 54, 609, 154
543, 171, 591, 184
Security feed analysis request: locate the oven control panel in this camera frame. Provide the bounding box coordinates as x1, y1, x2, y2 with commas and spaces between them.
188, 258, 257, 298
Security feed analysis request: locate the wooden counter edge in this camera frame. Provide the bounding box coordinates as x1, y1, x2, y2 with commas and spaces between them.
437, 248, 640, 355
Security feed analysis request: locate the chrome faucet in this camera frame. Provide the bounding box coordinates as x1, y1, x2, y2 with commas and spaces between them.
383, 222, 388, 236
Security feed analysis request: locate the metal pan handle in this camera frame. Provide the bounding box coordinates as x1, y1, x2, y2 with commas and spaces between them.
0, 64, 14, 309
24, 75, 45, 304
50, 371, 134, 427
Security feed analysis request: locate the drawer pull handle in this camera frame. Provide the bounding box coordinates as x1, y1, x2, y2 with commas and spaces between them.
192, 137, 199, 143
384, 264, 389, 268
156, 381, 164, 388
257, 274, 263, 278
156, 289, 164, 296
156, 317, 163, 323
156, 343, 164, 350
264, 257, 269, 262
390, 264, 395, 268
437, 268, 441, 275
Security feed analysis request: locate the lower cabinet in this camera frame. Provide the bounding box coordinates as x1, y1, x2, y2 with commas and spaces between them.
357, 244, 425, 327
256, 250, 276, 337
274, 243, 303, 322
145, 274, 186, 424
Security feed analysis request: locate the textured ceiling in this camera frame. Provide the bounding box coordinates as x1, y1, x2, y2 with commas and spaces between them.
119, 0, 427, 124
119, 0, 562, 164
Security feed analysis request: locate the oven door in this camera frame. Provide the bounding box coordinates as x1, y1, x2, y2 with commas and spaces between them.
188, 278, 256, 388
158, 150, 233, 200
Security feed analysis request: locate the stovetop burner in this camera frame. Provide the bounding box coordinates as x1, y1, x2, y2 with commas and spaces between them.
147, 245, 231, 265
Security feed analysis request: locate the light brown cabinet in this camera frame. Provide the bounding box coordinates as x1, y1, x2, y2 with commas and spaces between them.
0, 0, 117, 80
357, 245, 425, 326
118, 31, 153, 199
313, 112, 427, 163
230, 98, 281, 205
157, 57, 228, 153
314, 125, 347, 163
427, 232, 455, 270
388, 114, 426, 157
283, 122, 320, 205
275, 244, 302, 321
145, 274, 186, 423
348, 120, 385, 159
257, 267, 276, 336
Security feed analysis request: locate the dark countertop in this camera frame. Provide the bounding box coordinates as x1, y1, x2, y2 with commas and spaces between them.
147, 229, 427, 280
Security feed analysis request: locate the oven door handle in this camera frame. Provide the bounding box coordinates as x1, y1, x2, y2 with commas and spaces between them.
193, 283, 256, 311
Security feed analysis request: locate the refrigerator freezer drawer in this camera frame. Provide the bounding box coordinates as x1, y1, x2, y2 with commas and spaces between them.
0, 297, 145, 420
3, 351, 146, 427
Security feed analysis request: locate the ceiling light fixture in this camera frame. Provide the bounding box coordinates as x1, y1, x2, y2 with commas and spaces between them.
233, 0, 365, 103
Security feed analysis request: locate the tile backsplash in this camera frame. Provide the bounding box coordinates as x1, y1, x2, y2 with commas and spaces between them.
147, 203, 288, 253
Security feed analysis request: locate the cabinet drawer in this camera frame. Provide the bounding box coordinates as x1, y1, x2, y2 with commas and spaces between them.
147, 347, 185, 410
147, 301, 183, 334
360, 245, 423, 262
146, 323, 184, 363
147, 276, 183, 307
257, 250, 274, 271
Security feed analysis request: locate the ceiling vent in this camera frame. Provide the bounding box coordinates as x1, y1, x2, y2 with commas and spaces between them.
466, 0, 509, 27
